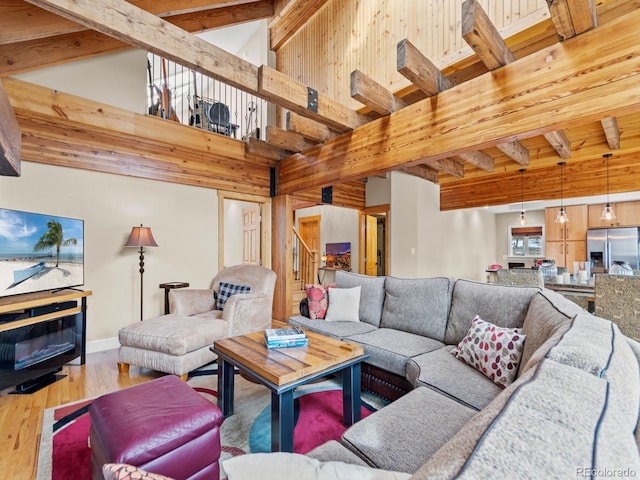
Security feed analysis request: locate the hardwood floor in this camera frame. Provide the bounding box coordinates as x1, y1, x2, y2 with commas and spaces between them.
0, 349, 162, 480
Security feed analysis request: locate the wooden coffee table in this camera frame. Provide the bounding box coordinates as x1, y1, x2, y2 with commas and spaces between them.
211, 329, 367, 452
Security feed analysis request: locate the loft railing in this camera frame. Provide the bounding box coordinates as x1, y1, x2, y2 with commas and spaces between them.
146, 53, 266, 141
292, 227, 318, 286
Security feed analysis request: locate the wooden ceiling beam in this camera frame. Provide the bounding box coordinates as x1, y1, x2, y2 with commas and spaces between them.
23, 0, 363, 134
402, 165, 438, 183
0, 0, 267, 45
461, 0, 515, 70
245, 136, 290, 161
0, 80, 21, 176
276, 9, 640, 194
422, 158, 464, 178
601, 116, 621, 150
457, 151, 494, 173
350, 69, 407, 116
461, 0, 559, 161
543, 130, 572, 159
496, 141, 530, 166
547, 0, 598, 41
268, 0, 328, 51
1, 1, 274, 76
258, 66, 368, 132
266, 125, 317, 152
24, 0, 260, 93
285, 112, 334, 143
396, 39, 454, 96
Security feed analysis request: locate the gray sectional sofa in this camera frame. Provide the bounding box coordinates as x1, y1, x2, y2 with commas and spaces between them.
281, 271, 640, 478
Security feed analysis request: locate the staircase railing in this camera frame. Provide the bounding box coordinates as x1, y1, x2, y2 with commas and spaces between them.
292, 227, 319, 286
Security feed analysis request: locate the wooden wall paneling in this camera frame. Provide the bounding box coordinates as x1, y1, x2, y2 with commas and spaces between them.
440, 152, 640, 211
0, 79, 21, 176
276, 0, 549, 110
290, 181, 366, 211
276, 10, 640, 195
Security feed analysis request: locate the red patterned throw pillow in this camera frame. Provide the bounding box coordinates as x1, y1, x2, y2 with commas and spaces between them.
451, 315, 526, 388
304, 284, 335, 319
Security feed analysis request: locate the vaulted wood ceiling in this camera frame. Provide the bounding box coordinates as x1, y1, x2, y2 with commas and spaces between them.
1, 0, 640, 211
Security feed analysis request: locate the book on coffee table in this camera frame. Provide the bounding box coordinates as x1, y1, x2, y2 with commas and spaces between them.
265, 337, 309, 349
264, 326, 306, 343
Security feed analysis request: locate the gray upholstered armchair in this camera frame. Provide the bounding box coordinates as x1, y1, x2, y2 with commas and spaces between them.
169, 264, 277, 337
118, 264, 276, 378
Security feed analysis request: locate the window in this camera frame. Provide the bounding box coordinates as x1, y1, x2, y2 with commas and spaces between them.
510, 226, 543, 257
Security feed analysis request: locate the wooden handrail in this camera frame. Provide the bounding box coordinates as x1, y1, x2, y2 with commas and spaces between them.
292, 227, 319, 286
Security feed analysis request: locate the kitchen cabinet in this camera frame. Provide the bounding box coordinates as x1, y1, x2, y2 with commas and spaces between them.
545, 205, 588, 268
588, 201, 640, 228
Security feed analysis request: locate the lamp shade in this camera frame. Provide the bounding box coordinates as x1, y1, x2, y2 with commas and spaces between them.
125, 225, 158, 247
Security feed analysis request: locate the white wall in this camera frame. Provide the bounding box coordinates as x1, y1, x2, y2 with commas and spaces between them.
16, 50, 148, 113
388, 172, 497, 281
0, 162, 218, 347
295, 205, 360, 274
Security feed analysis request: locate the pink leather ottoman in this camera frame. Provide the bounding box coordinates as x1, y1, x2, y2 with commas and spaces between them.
89, 375, 223, 480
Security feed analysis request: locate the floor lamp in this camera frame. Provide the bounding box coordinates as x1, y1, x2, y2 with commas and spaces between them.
125, 225, 158, 321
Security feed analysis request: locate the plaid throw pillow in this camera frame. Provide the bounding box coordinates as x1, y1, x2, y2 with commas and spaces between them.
216, 282, 252, 310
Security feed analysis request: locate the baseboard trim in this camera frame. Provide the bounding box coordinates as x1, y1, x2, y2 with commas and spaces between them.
87, 337, 119, 354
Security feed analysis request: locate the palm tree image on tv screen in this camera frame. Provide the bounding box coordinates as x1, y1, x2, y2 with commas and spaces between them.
33, 221, 78, 268
0, 208, 84, 297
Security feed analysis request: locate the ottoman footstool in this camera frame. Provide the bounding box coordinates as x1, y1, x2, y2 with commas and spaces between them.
89, 375, 223, 480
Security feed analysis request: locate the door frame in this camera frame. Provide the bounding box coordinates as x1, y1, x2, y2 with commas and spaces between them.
359, 205, 390, 275
218, 191, 271, 271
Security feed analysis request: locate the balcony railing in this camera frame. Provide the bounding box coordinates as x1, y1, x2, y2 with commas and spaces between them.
147, 53, 266, 141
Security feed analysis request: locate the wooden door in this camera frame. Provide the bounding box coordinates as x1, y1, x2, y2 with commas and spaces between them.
242, 204, 260, 264
545, 241, 565, 267
614, 200, 640, 227
564, 205, 587, 240
299, 215, 320, 254
365, 215, 377, 276
545, 208, 565, 241
565, 240, 587, 266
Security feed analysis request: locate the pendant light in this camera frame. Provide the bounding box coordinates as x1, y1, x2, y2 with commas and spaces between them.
518, 168, 526, 225
600, 153, 616, 221
555, 161, 569, 224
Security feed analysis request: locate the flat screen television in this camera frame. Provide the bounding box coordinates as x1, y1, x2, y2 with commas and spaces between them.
0, 208, 84, 298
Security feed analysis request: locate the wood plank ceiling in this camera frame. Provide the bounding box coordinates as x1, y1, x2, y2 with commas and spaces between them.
1, 0, 639, 211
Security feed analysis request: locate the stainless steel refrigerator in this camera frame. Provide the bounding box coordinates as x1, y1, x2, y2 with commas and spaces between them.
587, 227, 640, 270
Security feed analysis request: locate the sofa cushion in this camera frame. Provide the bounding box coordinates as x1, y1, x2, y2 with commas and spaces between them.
306, 440, 370, 466
335, 271, 386, 327
451, 316, 525, 388
305, 284, 335, 319
380, 276, 454, 342
325, 286, 361, 322
445, 280, 538, 346
118, 315, 228, 355
409, 367, 537, 480
452, 359, 632, 479
288, 316, 377, 339
345, 328, 444, 376
406, 346, 503, 411
341, 386, 476, 474
517, 290, 574, 376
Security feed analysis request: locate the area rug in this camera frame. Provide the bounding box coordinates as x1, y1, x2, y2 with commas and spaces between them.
36, 369, 381, 480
